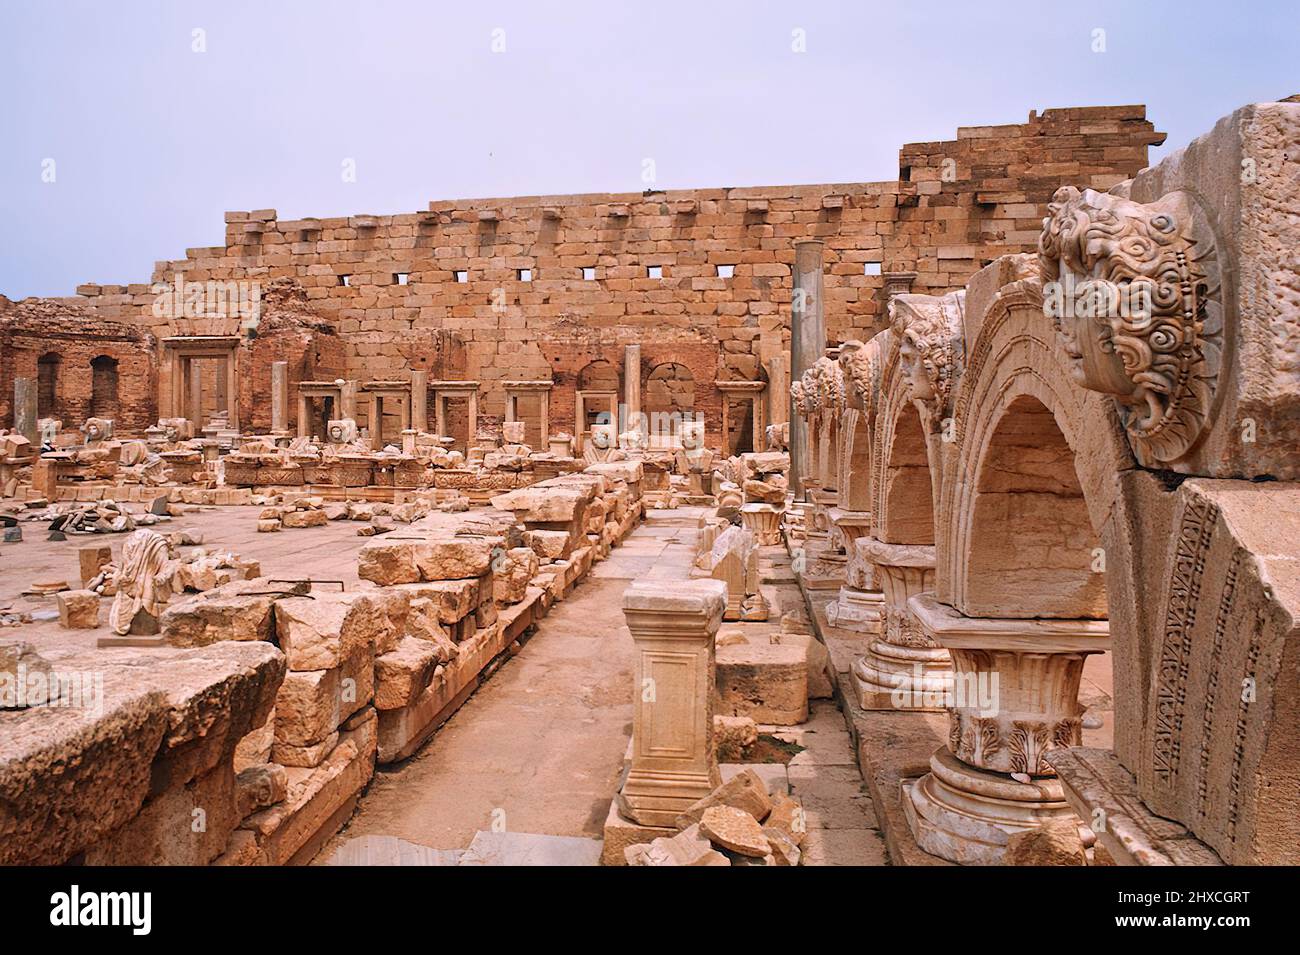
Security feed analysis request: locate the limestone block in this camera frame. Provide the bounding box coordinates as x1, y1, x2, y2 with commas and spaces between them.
358, 540, 419, 585
161, 579, 290, 647
274, 593, 375, 671
57, 589, 100, 629
274, 668, 340, 747
699, 805, 769, 857
374, 637, 442, 710
625, 824, 729, 866
525, 528, 571, 560
494, 546, 539, 605
491, 484, 594, 523
716, 642, 809, 725
282, 508, 328, 528
412, 537, 494, 581
397, 579, 479, 624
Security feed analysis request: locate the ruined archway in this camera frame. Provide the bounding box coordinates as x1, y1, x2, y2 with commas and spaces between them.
644, 361, 695, 437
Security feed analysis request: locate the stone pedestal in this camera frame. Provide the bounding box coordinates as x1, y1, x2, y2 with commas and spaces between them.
852, 538, 951, 711
825, 510, 883, 634
616, 579, 726, 827
901, 594, 1109, 864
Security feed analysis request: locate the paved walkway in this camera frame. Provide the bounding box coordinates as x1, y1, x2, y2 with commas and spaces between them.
315, 506, 885, 864
314, 508, 704, 861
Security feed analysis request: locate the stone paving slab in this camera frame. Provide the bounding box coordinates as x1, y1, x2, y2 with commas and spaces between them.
457, 830, 603, 866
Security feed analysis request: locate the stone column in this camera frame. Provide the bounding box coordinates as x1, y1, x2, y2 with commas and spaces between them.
767, 354, 788, 429
187, 359, 203, 428
270, 361, 289, 433
790, 240, 825, 497
297, 394, 311, 439
617, 578, 727, 826
410, 371, 428, 432
623, 343, 641, 438
850, 538, 950, 710
13, 378, 38, 446
340, 380, 358, 421
538, 387, 550, 441
902, 594, 1109, 864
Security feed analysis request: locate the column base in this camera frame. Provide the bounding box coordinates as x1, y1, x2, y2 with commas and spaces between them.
903, 748, 1077, 865
616, 768, 720, 828
853, 639, 952, 711
825, 586, 884, 634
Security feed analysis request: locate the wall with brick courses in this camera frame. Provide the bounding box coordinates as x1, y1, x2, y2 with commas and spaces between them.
8, 105, 1163, 444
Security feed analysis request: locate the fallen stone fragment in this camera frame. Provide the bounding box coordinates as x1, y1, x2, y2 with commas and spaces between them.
698, 805, 770, 857
675, 767, 771, 829
764, 792, 807, 847
624, 824, 730, 866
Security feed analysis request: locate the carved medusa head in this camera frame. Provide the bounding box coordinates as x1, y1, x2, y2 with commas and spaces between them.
1038, 185, 1223, 466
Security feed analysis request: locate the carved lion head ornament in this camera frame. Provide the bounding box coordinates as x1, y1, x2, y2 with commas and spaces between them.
889, 292, 965, 423
1039, 185, 1223, 466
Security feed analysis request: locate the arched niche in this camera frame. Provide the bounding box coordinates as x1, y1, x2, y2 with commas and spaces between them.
938, 280, 1135, 620
90, 355, 120, 417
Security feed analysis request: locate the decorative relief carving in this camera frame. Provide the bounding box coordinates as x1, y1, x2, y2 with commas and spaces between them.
1151, 495, 1218, 785
1039, 185, 1223, 466
889, 291, 966, 427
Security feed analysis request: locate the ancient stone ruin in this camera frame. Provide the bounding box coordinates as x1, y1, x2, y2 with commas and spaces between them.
1, 97, 1295, 871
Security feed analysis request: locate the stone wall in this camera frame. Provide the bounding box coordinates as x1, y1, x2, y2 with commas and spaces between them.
30, 105, 1161, 443
0, 298, 157, 434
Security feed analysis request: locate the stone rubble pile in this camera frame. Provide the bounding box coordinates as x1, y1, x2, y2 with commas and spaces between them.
623, 769, 807, 866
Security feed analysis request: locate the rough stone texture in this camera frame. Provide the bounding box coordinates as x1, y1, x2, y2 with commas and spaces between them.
374, 637, 441, 710
1004, 821, 1087, 866
716, 641, 809, 725
675, 767, 772, 829
698, 804, 770, 857
56, 589, 100, 629
713, 714, 758, 762
413, 538, 494, 581
0, 642, 283, 865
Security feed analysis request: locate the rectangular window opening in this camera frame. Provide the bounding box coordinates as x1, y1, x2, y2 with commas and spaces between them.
454, 270, 468, 283
716, 264, 734, 279
864, 262, 882, 276
647, 266, 663, 279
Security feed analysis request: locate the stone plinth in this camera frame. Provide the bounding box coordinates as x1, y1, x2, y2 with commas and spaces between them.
826, 510, 883, 635
852, 538, 951, 711
902, 593, 1109, 864
616, 579, 726, 827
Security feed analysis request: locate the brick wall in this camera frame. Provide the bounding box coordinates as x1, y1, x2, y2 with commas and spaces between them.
9, 104, 1164, 445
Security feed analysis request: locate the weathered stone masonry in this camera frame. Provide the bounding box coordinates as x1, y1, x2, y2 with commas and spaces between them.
6, 105, 1162, 447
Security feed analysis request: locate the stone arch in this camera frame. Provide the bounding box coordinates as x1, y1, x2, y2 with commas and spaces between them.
90, 355, 120, 417
37, 352, 60, 416
644, 361, 695, 435
937, 279, 1135, 619
577, 358, 619, 393
872, 351, 938, 546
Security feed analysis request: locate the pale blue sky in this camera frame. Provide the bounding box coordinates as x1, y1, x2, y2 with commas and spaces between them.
1, 0, 1295, 298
